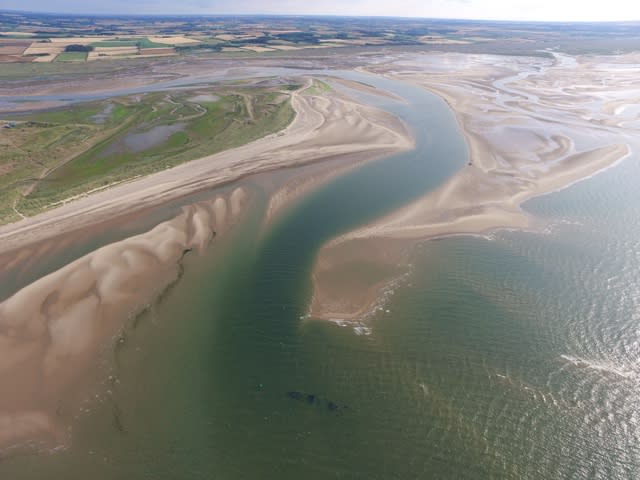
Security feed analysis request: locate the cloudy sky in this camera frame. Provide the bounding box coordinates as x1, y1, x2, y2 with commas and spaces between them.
5, 0, 640, 22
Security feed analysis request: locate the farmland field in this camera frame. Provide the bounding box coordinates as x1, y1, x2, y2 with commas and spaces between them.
55, 51, 87, 62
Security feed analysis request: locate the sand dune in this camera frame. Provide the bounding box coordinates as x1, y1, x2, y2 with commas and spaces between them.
0, 188, 247, 449
309, 52, 637, 321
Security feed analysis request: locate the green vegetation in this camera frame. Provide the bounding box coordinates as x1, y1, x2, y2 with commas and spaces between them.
55, 51, 88, 62
89, 40, 138, 47
305, 79, 332, 96
0, 85, 297, 222
0, 60, 153, 79
175, 43, 223, 53
26, 105, 105, 124
90, 38, 169, 48
65, 44, 94, 52
0, 104, 111, 223
136, 37, 170, 48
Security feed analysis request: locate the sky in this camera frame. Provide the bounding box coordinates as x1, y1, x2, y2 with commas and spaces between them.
4, 0, 640, 22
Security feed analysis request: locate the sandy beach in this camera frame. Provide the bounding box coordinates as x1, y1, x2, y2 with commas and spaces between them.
262, 79, 411, 225
309, 52, 638, 321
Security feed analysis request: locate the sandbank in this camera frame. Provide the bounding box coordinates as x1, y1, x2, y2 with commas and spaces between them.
309, 52, 637, 321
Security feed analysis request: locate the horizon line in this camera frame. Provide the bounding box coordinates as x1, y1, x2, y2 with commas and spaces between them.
2, 8, 640, 24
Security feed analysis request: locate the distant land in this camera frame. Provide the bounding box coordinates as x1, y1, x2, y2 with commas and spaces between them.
2, 10, 640, 65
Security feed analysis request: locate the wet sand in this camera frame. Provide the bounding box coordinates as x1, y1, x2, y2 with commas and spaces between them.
309, 52, 637, 321
324, 77, 405, 102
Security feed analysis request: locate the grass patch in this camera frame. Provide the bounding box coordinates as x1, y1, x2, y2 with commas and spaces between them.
90, 38, 169, 48
109, 104, 130, 123
90, 40, 138, 48
305, 79, 332, 96
55, 51, 87, 62
166, 131, 190, 148
137, 38, 170, 48
21, 105, 103, 124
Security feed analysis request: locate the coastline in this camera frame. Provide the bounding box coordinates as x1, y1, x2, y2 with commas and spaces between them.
0, 76, 414, 450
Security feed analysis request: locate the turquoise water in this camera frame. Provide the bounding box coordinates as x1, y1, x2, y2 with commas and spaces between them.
1, 73, 639, 478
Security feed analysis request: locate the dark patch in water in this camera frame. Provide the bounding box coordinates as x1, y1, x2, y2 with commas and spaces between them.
287, 391, 304, 401
286, 391, 347, 414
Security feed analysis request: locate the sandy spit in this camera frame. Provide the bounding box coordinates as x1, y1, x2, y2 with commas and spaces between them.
326, 77, 405, 102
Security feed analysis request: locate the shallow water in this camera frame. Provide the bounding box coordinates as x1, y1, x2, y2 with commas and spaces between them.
90, 103, 114, 124
100, 122, 186, 157
1, 70, 639, 479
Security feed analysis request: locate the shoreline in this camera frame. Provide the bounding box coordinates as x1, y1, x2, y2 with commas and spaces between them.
308, 144, 630, 321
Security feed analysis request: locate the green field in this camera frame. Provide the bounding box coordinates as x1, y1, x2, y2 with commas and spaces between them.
304, 79, 332, 96
0, 112, 106, 223
55, 51, 88, 62
90, 38, 169, 48
90, 40, 138, 47
0, 84, 297, 223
